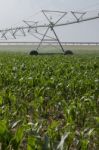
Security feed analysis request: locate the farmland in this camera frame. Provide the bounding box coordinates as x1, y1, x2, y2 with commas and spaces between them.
0, 51, 99, 149
0, 44, 99, 54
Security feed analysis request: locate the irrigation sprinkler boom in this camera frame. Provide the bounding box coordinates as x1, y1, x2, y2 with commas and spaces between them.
0, 10, 99, 53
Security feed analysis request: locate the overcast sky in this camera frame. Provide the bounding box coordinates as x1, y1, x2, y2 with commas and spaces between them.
0, 0, 99, 42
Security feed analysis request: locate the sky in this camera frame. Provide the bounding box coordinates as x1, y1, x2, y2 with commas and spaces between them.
0, 0, 99, 42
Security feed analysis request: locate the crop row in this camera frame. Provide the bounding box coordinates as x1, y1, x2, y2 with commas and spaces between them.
0, 53, 99, 149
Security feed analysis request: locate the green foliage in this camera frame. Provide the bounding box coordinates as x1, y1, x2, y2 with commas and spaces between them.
0, 53, 99, 149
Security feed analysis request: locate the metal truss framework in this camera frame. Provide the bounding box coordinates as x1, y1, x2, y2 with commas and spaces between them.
0, 10, 99, 53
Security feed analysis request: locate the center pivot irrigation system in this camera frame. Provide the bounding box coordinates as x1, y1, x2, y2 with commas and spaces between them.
0, 10, 99, 54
